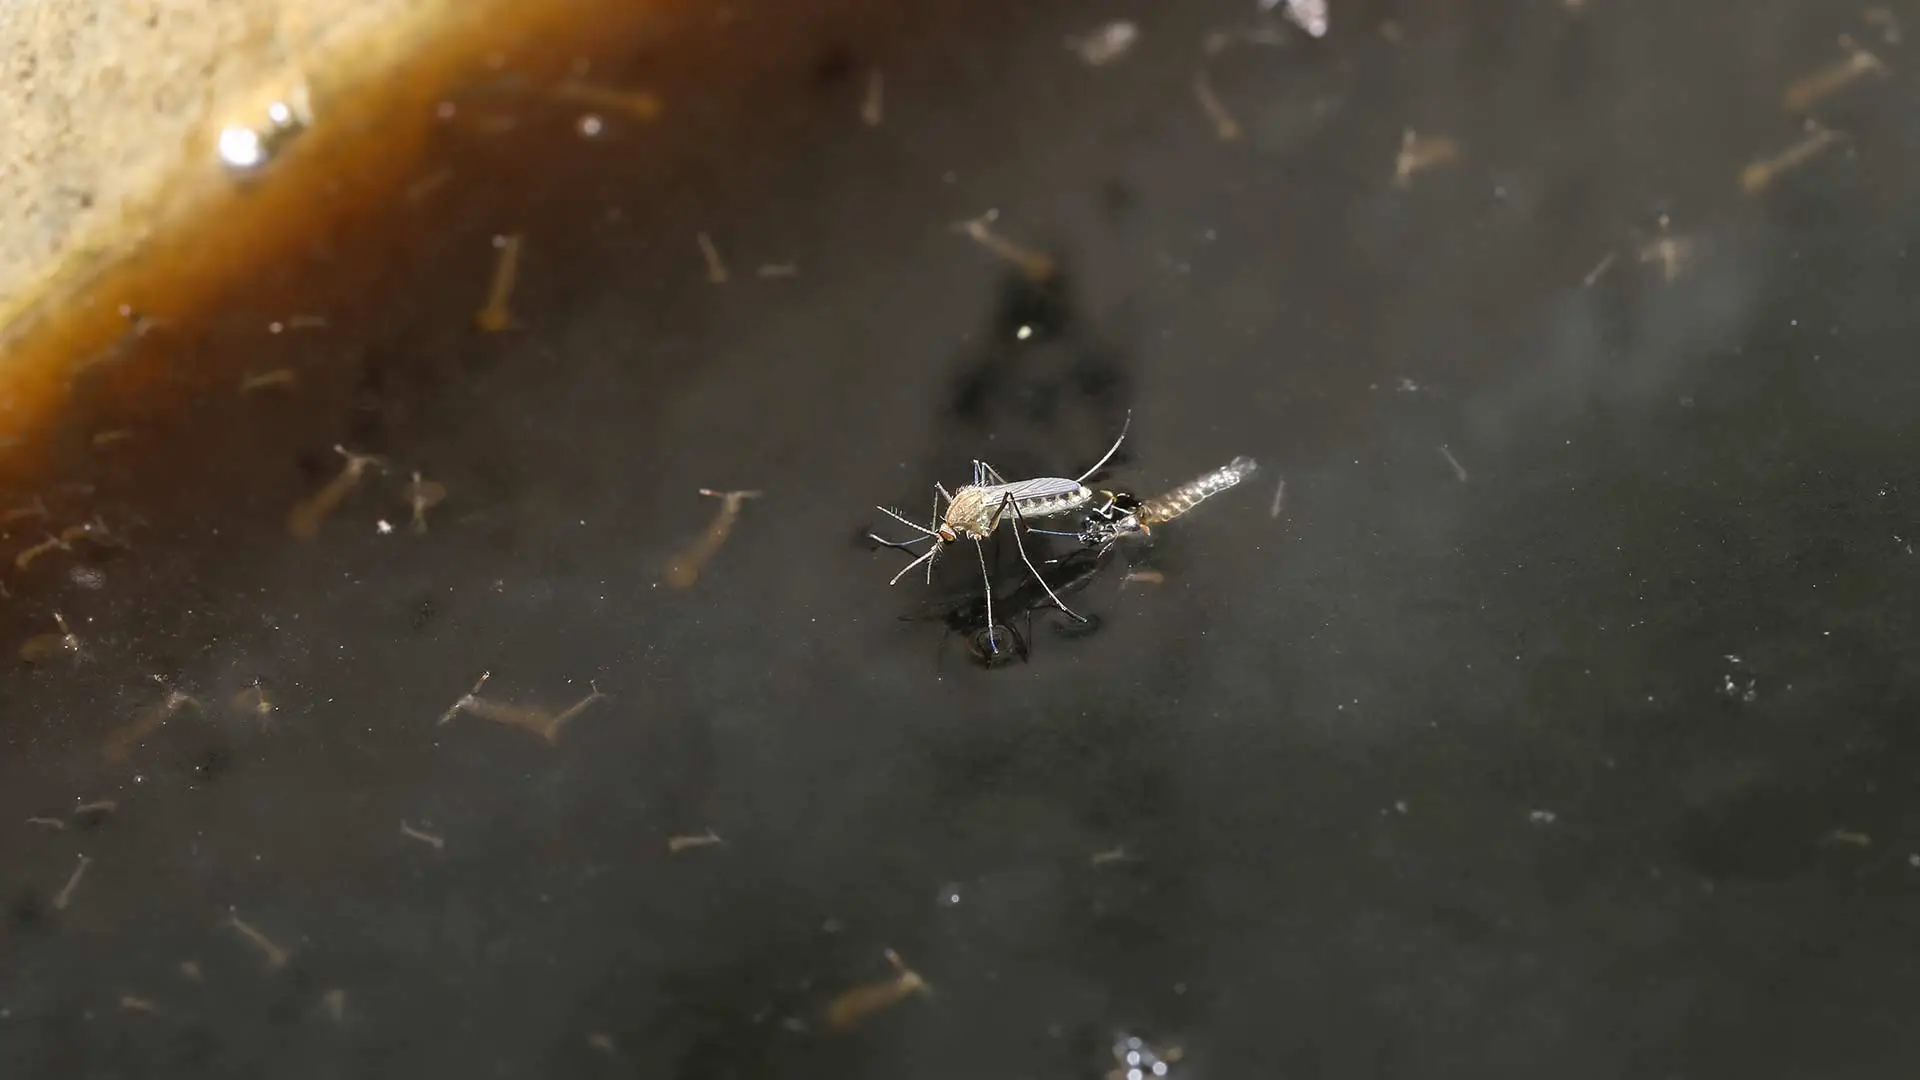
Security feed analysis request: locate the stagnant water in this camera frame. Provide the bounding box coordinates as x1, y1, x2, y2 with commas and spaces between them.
4, 0, 1920, 1075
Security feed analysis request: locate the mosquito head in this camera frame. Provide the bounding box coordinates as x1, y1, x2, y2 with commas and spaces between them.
936, 524, 959, 543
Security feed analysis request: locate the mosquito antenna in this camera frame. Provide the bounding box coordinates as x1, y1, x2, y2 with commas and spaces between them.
1074, 409, 1133, 484
874, 504, 941, 537
868, 531, 932, 552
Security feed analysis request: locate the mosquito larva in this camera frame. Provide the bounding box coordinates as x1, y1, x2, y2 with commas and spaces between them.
552, 82, 663, 121
226, 912, 291, 970
952, 209, 1056, 282
120, 995, 160, 1014
697, 232, 729, 284
667, 829, 724, 854
825, 949, 931, 1031
91, 429, 134, 450
52, 853, 93, 910
15, 533, 71, 571
1438, 445, 1469, 483
26, 816, 67, 830
240, 368, 297, 393
406, 471, 448, 534
2, 494, 47, 524
1741, 123, 1843, 194
860, 70, 884, 127
320, 988, 347, 1023
287, 445, 386, 539
476, 233, 523, 332
19, 611, 82, 665
438, 673, 606, 744
229, 681, 275, 723
1782, 36, 1888, 114
1193, 67, 1240, 142
1122, 569, 1165, 587
665, 489, 761, 589
1394, 129, 1464, 187
399, 820, 445, 850
103, 685, 201, 764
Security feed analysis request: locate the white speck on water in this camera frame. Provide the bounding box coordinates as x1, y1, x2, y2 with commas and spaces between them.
1529, 809, 1557, 825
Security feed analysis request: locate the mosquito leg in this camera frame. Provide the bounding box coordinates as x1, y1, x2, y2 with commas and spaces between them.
972, 537, 999, 651
1005, 497, 1088, 622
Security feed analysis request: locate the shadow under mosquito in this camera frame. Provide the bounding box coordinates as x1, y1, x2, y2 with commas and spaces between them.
897, 540, 1123, 672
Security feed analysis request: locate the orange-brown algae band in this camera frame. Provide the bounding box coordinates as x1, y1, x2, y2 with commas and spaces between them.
0, 0, 662, 486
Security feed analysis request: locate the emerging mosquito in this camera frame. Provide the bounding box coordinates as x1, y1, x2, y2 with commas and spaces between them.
869, 413, 1131, 642
1079, 455, 1259, 550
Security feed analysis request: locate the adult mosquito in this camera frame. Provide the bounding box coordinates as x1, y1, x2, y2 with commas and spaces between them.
868, 412, 1131, 645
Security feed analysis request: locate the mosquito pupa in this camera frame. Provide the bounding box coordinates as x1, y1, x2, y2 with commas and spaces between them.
1082, 455, 1258, 548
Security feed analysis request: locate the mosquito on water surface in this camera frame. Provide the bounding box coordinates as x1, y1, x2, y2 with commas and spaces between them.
868, 412, 1132, 646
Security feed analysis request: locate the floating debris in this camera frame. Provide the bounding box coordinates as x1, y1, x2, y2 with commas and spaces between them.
1828, 828, 1872, 848
178, 961, 203, 983
1269, 477, 1286, 519
1090, 846, 1135, 867
1066, 21, 1140, 66
825, 949, 931, 1031
217, 82, 313, 174
1582, 250, 1617, 287
665, 489, 761, 589
1122, 569, 1166, 588
1264, 0, 1329, 39
320, 988, 347, 1023
119, 995, 159, 1015
1109, 1033, 1184, 1080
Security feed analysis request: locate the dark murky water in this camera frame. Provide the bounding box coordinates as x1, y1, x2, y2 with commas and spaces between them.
5, 0, 1920, 1076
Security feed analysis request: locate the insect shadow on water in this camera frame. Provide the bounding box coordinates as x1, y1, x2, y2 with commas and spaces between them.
905, 540, 1118, 672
